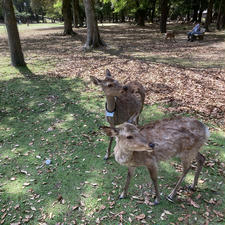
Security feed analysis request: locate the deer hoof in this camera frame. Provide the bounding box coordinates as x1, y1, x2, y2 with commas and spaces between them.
153, 197, 160, 205
119, 193, 127, 199
166, 195, 174, 203
104, 155, 109, 160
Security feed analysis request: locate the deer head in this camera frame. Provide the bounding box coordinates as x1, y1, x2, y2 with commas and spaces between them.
90, 69, 125, 97
101, 123, 155, 152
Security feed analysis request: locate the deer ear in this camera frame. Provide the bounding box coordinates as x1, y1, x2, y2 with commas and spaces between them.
106, 69, 111, 77
100, 126, 119, 137
90, 76, 101, 85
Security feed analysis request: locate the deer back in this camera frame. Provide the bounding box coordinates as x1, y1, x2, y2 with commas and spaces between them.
140, 117, 209, 162
110, 93, 142, 125
124, 81, 145, 106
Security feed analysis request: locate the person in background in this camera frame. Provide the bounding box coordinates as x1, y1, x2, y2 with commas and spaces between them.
187, 23, 201, 41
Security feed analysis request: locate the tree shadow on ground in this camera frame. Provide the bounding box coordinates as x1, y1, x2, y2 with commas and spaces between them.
0, 68, 110, 223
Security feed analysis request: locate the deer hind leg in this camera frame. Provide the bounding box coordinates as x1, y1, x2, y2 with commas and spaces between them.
104, 137, 113, 160
189, 152, 205, 191
120, 167, 136, 199
167, 158, 191, 202
147, 165, 160, 205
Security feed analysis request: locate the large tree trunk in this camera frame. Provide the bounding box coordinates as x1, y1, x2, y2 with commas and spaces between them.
135, 9, 146, 26
204, 0, 214, 31
62, 0, 74, 35
135, 0, 146, 26
72, 0, 80, 27
160, 0, 169, 33
216, 0, 225, 30
3, 0, 26, 67
192, 0, 200, 22
83, 0, 105, 49
198, 9, 203, 22
149, 0, 157, 23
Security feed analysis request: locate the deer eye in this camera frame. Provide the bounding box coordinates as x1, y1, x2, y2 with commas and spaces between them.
107, 84, 113, 87
126, 135, 133, 139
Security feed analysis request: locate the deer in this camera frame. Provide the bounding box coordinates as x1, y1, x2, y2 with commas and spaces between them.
90, 69, 145, 160
101, 117, 210, 205
165, 30, 176, 42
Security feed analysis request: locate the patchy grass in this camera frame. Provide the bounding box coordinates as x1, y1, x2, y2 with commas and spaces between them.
0, 22, 63, 34
0, 22, 225, 224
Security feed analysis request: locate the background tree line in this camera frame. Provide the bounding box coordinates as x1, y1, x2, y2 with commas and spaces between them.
1, 0, 225, 66
1, 0, 225, 30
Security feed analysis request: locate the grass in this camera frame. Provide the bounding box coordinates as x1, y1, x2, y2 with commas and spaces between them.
0, 23, 225, 225
0, 22, 63, 34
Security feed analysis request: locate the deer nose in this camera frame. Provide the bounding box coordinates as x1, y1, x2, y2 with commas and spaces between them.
148, 142, 155, 149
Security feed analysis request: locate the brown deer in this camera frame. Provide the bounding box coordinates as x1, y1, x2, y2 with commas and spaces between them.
101, 117, 210, 204
90, 69, 145, 160
165, 30, 176, 42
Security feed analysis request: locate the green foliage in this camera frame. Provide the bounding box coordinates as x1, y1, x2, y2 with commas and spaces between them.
45, 0, 62, 19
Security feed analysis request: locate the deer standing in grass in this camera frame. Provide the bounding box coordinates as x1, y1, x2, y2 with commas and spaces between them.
90, 69, 145, 160
102, 117, 210, 204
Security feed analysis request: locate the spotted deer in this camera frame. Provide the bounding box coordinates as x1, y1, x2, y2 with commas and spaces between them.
90, 69, 145, 160
101, 117, 210, 204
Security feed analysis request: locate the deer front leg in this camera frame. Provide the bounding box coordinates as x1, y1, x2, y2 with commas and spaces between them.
104, 137, 113, 160
120, 167, 136, 199
189, 152, 205, 191
147, 165, 160, 205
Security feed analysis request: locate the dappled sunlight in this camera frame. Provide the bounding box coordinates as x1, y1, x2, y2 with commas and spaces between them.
140, 104, 166, 125
4, 179, 27, 195
159, 161, 175, 174
43, 199, 68, 219
184, 173, 195, 184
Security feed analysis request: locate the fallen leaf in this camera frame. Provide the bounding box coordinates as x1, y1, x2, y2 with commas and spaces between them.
178, 217, 184, 221
189, 198, 200, 208
136, 213, 145, 220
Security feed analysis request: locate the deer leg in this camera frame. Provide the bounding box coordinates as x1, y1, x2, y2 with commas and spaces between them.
147, 166, 160, 205
104, 137, 113, 160
167, 160, 191, 202
189, 152, 205, 191
120, 167, 136, 199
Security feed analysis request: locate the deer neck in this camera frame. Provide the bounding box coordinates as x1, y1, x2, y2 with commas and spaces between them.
114, 144, 133, 166
105, 95, 116, 112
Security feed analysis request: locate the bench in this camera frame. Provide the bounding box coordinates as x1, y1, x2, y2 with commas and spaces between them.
193, 28, 206, 40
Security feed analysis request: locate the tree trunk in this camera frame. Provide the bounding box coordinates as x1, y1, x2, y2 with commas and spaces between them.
216, 0, 225, 30
192, 0, 200, 22
204, 0, 214, 31
198, 9, 203, 22
120, 10, 125, 23
3, 0, 26, 67
160, 0, 169, 33
135, 8, 146, 26
150, 0, 157, 23
83, 0, 105, 49
62, 0, 74, 35
72, 0, 80, 27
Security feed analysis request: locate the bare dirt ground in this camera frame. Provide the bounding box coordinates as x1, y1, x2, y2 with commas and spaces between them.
1, 23, 225, 127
